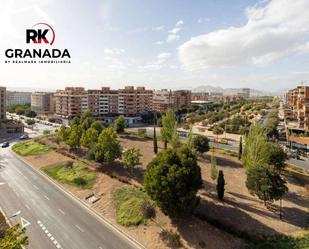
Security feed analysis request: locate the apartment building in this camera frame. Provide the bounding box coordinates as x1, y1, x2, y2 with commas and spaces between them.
285, 86, 309, 131
153, 89, 174, 112
0, 87, 6, 121
31, 92, 55, 115
173, 90, 191, 111
54, 87, 86, 118
6, 91, 31, 105
56, 86, 153, 119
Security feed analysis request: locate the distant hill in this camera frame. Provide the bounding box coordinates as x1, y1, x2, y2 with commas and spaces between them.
192, 85, 275, 96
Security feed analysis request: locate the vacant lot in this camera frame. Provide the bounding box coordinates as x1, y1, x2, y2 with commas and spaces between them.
12, 141, 49, 156
43, 161, 96, 189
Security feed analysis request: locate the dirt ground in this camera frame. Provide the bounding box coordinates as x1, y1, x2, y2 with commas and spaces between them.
21, 135, 309, 249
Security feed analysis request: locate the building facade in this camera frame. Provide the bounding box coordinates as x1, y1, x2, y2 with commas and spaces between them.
6, 91, 31, 105
54, 87, 86, 118
285, 86, 309, 131
153, 89, 174, 113
0, 87, 6, 121
31, 92, 55, 115
173, 90, 191, 111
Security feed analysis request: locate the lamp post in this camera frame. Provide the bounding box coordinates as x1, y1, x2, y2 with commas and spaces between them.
0, 210, 21, 227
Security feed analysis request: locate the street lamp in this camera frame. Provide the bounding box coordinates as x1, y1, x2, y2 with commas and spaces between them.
0, 210, 21, 227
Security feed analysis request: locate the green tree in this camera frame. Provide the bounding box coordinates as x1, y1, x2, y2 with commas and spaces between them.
0, 224, 28, 249
246, 165, 288, 206
266, 142, 287, 171
91, 120, 104, 133
114, 115, 126, 133
58, 125, 70, 141
80, 110, 93, 124
170, 126, 180, 148
71, 116, 80, 126
81, 128, 99, 148
212, 125, 224, 141
144, 145, 202, 217
242, 125, 269, 170
217, 170, 225, 200
81, 117, 94, 131
15, 107, 25, 115
238, 136, 243, 160
95, 127, 122, 163
192, 135, 210, 154
66, 124, 82, 149
123, 148, 142, 175
210, 154, 218, 180
187, 126, 194, 150
161, 109, 177, 149
25, 110, 37, 118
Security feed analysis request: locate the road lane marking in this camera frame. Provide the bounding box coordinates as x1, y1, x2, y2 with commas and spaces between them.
44, 195, 50, 200
21, 217, 31, 228
0, 182, 5, 185
75, 224, 84, 233
37, 220, 63, 249
33, 184, 39, 190
25, 204, 31, 210
15, 169, 22, 175
58, 209, 65, 215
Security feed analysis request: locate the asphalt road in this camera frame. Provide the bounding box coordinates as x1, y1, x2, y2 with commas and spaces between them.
0, 146, 141, 249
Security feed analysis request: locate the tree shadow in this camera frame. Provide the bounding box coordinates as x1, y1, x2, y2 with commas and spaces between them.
96, 161, 146, 185
203, 154, 243, 169
282, 206, 309, 229
284, 191, 309, 209
192, 199, 280, 243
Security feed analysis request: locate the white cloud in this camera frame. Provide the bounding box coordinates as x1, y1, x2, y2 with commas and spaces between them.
103, 48, 125, 55
143, 52, 171, 71
176, 20, 184, 27
179, 0, 309, 70
158, 52, 171, 60
156, 41, 164, 45
167, 34, 180, 43
153, 25, 165, 31
166, 20, 184, 43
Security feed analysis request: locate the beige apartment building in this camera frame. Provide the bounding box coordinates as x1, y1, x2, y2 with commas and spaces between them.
54, 87, 86, 118
285, 86, 309, 131
153, 89, 174, 113
0, 87, 6, 121
31, 92, 55, 115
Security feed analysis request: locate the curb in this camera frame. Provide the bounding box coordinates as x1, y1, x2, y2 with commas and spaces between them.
10, 149, 146, 249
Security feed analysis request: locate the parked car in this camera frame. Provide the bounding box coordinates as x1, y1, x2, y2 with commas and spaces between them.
1, 142, 10, 148
19, 134, 29, 140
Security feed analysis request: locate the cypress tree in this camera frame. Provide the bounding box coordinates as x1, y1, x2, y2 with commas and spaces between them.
217, 170, 225, 200
238, 136, 243, 160
153, 127, 158, 154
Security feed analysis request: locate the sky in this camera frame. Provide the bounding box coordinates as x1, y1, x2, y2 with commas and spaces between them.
1, 0, 309, 92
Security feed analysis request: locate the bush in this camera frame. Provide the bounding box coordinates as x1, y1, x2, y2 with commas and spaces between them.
159, 229, 181, 248
137, 128, 147, 136
73, 177, 87, 186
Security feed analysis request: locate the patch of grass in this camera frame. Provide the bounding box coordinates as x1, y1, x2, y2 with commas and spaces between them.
12, 141, 50, 156
246, 233, 309, 249
43, 162, 96, 189
113, 187, 151, 226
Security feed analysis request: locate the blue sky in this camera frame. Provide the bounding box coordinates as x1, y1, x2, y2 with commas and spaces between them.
1, 0, 309, 92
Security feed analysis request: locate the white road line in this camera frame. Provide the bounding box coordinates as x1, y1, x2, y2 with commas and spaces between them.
58, 209, 65, 215
15, 191, 20, 197
75, 224, 84, 233
44, 195, 50, 200
0, 182, 5, 185
33, 184, 39, 190
25, 204, 31, 210
15, 169, 22, 175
